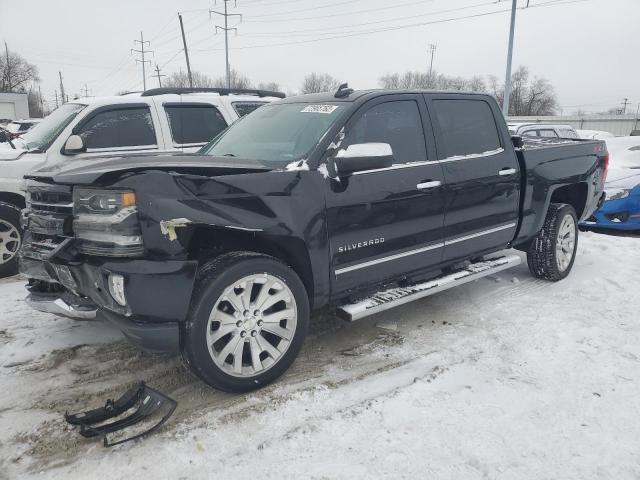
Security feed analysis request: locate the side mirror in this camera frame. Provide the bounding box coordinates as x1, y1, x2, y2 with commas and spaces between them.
333, 143, 394, 175
63, 134, 86, 155
511, 135, 524, 149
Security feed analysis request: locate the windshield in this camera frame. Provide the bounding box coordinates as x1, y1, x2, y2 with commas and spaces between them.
21, 103, 86, 151
200, 103, 345, 163
6, 123, 22, 134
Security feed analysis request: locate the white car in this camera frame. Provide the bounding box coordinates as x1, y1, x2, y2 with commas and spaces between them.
508, 123, 580, 139
0, 87, 284, 277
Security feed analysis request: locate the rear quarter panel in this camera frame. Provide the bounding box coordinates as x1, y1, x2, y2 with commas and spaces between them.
515, 140, 606, 243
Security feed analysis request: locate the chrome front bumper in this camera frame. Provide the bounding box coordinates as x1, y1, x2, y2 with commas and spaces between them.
26, 293, 98, 320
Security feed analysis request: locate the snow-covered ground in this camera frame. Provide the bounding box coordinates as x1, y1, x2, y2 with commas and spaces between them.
1, 231, 639, 479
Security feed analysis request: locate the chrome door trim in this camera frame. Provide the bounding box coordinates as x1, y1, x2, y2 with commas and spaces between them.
333, 222, 517, 276
499, 168, 517, 176
334, 242, 445, 275
438, 148, 504, 164
443, 223, 517, 246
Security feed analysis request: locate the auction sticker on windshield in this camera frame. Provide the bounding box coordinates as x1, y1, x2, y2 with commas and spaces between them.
301, 104, 339, 114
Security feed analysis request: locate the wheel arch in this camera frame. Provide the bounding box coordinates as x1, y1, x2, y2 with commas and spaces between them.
0, 192, 26, 210
549, 182, 588, 219
187, 225, 316, 307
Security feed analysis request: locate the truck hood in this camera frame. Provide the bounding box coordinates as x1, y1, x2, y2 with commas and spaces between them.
26, 153, 273, 185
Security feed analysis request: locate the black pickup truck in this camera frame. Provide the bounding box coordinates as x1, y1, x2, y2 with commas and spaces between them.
20, 88, 608, 392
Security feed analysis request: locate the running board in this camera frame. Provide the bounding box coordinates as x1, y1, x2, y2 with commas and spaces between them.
336, 254, 521, 322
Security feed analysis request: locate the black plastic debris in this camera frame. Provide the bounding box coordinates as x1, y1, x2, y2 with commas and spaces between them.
65, 382, 177, 447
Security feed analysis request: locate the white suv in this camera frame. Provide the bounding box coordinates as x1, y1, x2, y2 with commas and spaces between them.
0, 87, 284, 277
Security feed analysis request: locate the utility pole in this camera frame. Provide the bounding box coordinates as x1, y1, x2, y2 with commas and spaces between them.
131, 31, 153, 91
54, 90, 59, 108
4, 42, 11, 91
58, 71, 66, 105
153, 64, 166, 87
502, 0, 518, 118
38, 85, 45, 116
210, 0, 242, 89
178, 13, 194, 88
428, 43, 437, 79
621, 98, 630, 115
82, 83, 90, 97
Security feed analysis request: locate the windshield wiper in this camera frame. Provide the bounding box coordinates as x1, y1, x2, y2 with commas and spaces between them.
220, 153, 236, 157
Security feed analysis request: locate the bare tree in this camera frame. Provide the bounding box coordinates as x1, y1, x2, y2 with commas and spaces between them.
27, 87, 45, 117
214, 69, 254, 89
258, 81, 281, 92
300, 73, 340, 94
0, 49, 40, 92
491, 66, 558, 116
164, 70, 216, 88
379, 70, 487, 92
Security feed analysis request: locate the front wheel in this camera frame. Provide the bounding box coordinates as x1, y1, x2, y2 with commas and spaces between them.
527, 203, 578, 281
0, 203, 22, 278
181, 252, 309, 393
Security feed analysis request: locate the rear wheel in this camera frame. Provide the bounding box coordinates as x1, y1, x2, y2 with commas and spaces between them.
181, 252, 309, 392
527, 203, 578, 281
0, 203, 22, 278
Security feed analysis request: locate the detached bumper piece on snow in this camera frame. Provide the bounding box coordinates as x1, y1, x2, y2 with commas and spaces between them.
65, 382, 177, 447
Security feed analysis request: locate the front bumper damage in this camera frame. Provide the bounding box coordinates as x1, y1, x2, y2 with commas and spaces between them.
20, 242, 198, 353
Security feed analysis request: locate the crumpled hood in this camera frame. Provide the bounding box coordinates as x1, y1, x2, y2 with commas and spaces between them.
26, 152, 273, 185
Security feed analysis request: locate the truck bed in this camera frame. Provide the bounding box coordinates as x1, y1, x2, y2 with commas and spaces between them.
514, 136, 607, 244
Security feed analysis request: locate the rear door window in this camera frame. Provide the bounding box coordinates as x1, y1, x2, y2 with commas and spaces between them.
538, 129, 559, 138
164, 104, 228, 146
78, 106, 157, 150
433, 99, 501, 157
344, 100, 427, 165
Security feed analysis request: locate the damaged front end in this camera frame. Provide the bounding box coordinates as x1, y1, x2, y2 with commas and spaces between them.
20, 179, 198, 353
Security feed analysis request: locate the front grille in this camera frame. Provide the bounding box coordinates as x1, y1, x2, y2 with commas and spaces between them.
28, 182, 73, 216
23, 181, 74, 259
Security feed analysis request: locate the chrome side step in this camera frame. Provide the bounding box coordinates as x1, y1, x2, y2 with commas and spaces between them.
336, 254, 521, 322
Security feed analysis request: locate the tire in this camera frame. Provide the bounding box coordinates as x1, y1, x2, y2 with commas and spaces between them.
181, 252, 309, 393
527, 203, 578, 281
0, 202, 22, 278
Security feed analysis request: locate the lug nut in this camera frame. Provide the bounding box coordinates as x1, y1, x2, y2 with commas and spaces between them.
257, 320, 263, 326
243, 310, 250, 317
240, 331, 247, 338
236, 320, 243, 327
254, 310, 260, 317
251, 331, 257, 337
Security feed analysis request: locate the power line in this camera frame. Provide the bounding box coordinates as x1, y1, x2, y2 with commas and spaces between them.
246, 0, 366, 18
131, 31, 153, 91
193, 0, 591, 52
243, 0, 436, 23
210, 0, 242, 89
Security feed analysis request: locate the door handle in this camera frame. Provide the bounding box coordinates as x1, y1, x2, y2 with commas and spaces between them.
499, 168, 517, 176
417, 180, 441, 190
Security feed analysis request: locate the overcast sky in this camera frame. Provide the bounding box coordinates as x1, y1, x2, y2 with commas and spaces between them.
1, 0, 638, 114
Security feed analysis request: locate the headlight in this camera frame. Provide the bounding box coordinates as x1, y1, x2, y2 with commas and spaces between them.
605, 188, 631, 200
73, 188, 143, 257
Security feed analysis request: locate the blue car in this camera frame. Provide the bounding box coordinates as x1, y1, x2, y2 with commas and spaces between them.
582, 170, 640, 231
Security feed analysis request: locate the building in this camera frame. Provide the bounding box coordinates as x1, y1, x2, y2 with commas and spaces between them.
0, 92, 30, 122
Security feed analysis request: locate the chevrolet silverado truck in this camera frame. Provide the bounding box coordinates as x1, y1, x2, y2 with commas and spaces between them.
20, 87, 608, 392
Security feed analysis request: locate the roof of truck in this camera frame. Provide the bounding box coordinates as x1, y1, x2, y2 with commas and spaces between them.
279, 89, 488, 104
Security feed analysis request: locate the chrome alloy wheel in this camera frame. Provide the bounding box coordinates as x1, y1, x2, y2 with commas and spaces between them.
0, 219, 20, 265
556, 214, 576, 272
206, 273, 298, 377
